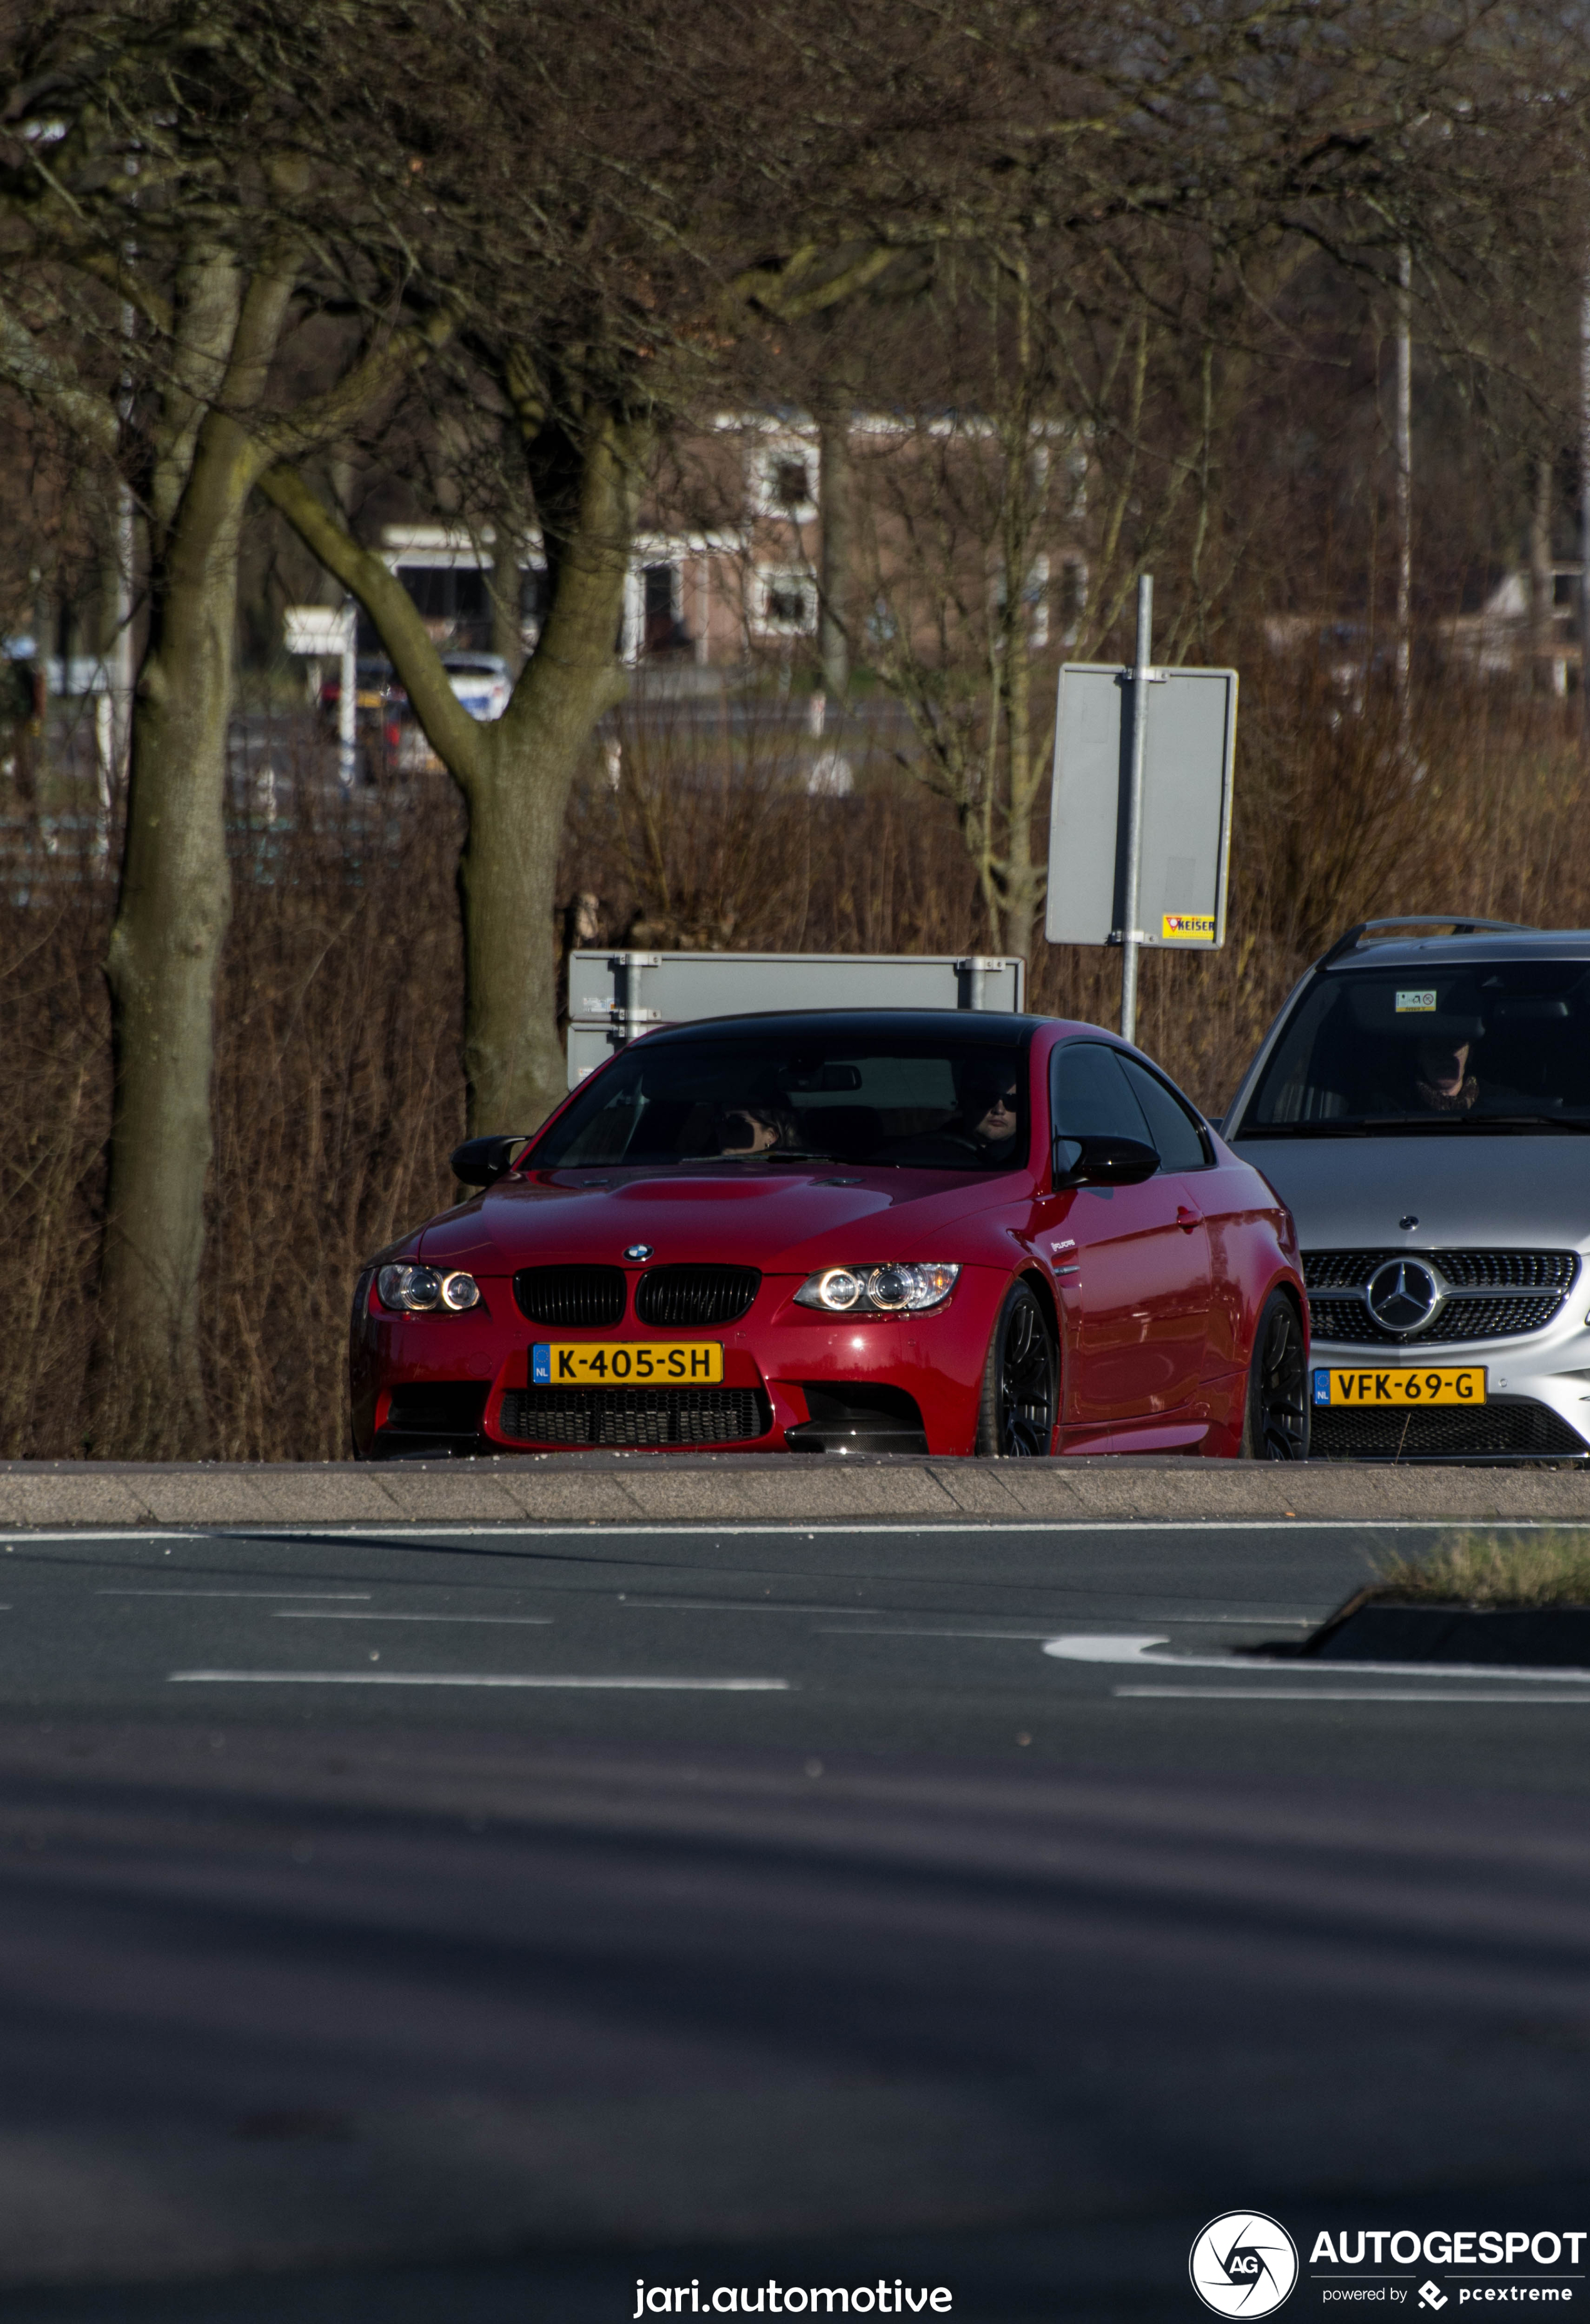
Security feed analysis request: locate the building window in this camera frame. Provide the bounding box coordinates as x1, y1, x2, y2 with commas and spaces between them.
749, 434, 819, 522
753, 567, 818, 637
642, 563, 689, 654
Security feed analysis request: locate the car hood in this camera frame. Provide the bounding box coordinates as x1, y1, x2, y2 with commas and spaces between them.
1236, 1134, 1590, 1251
418, 1165, 1020, 1272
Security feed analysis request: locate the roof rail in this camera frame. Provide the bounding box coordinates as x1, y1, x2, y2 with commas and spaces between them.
1318, 914, 1536, 970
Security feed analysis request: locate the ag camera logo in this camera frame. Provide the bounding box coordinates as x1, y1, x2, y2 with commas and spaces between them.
1189, 2212, 1299, 2315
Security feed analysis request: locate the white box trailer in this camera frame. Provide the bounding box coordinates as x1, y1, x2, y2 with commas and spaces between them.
566, 950, 1026, 1086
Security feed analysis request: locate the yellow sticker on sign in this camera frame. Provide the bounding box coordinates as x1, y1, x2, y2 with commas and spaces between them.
1162, 913, 1216, 942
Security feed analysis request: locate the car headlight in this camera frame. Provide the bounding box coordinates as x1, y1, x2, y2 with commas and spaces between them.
793, 1262, 960, 1315
376, 1264, 481, 1313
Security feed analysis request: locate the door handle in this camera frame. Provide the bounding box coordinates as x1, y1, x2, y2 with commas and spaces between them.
1176, 1205, 1202, 1232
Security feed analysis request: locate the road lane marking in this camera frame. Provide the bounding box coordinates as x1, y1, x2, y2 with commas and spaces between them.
1044, 1634, 1590, 1682
1116, 1687, 1590, 1704
223, 1519, 1589, 1540
100, 1589, 373, 1600
272, 1611, 553, 1625
3, 1534, 199, 1545
168, 1671, 790, 1690
9, 1520, 1590, 1545
819, 1625, 1067, 1640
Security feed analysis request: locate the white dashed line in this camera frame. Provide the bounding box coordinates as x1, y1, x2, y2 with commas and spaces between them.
100, 1590, 373, 1600
1116, 1687, 1590, 1704
272, 1610, 553, 1625
167, 1671, 791, 1691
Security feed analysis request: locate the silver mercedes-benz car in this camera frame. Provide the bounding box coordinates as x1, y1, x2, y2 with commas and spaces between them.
1223, 917, 1590, 1461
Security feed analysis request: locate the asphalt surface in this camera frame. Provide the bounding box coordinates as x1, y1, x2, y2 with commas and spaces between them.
3, 1515, 1589, 2322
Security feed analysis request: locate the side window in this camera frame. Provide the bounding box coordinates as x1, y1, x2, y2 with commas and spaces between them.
1050, 1042, 1153, 1145
1119, 1057, 1211, 1171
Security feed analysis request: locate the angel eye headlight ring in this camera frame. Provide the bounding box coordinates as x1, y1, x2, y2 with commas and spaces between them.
376, 1264, 481, 1313
793, 1262, 960, 1316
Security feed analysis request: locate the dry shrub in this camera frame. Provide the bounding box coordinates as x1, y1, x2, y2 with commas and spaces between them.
1372, 1528, 1590, 1609
7, 660, 1590, 1460
1, 769, 464, 1460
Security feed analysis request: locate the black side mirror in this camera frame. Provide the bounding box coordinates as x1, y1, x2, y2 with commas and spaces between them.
1052, 1134, 1159, 1189
450, 1133, 528, 1187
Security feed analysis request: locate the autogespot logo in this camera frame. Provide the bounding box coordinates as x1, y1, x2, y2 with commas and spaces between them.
1189, 2213, 1300, 2316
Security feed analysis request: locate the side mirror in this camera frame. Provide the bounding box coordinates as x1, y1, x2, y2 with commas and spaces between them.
1052, 1134, 1159, 1189
450, 1133, 528, 1187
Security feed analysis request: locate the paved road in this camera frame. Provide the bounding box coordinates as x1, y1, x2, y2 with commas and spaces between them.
2, 1516, 1589, 2323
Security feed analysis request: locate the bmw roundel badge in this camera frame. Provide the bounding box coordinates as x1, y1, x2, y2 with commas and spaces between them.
624, 1244, 654, 1261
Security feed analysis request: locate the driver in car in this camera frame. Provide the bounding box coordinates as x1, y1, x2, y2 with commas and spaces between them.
1410, 1032, 1479, 1115
1374, 1019, 1533, 1120
962, 1072, 1023, 1162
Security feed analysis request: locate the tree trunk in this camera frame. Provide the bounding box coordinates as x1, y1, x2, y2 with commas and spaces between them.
90, 493, 242, 1453
818, 392, 853, 701
260, 409, 644, 1139
1529, 451, 1553, 688
88, 248, 301, 1455
1001, 618, 1041, 965
459, 724, 580, 1134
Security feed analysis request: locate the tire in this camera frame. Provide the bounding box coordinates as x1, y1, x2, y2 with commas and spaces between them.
1241, 1290, 1310, 1460
976, 1281, 1059, 1457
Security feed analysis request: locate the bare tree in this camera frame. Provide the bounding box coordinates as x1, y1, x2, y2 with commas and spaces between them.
0, 0, 461, 1448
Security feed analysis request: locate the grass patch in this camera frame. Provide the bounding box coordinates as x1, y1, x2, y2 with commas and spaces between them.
1371, 1528, 1590, 1610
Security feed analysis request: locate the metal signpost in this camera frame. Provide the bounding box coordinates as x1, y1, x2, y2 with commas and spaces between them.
284, 604, 357, 789
1044, 575, 1238, 1042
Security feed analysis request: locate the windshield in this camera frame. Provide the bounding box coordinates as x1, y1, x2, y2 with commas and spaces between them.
1240, 960, 1590, 1134
533, 1031, 1034, 1172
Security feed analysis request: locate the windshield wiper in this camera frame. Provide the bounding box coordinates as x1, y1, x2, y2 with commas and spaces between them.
1240, 1112, 1590, 1137
1452, 1112, 1590, 1132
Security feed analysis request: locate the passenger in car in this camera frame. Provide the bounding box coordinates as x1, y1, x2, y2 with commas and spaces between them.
711, 1104, 798, 1155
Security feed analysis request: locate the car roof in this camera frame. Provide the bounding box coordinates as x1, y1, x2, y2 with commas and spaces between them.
1320, 930, 1590, 972
641, 1008, 1042, 1047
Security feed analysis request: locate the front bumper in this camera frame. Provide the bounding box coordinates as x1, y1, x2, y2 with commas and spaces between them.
1308, 1328, 1590, 1461
351, 1267, 1005, 1460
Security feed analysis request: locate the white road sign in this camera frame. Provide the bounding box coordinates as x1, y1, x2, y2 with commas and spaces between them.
284, 605, 355, 657
1044, 577, 1236, 1039
1045, 661, 1237, 950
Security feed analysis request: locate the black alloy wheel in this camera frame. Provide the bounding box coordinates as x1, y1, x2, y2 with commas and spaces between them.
1241, 1290, 1310, 1460
977, 1282, 1059, 1458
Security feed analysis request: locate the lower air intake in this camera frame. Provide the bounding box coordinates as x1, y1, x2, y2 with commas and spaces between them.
1311, 1400, 1586, 1460
375, 1381, 489, 1456
498, 1386, 771, 1448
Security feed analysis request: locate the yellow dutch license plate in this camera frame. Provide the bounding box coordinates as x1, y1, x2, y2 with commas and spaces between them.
1312, 1366, 1486, 1409
531, 1341, 723, 1386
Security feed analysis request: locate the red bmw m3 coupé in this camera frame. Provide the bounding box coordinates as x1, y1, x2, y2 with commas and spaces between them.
350, 1010, 1307, 1461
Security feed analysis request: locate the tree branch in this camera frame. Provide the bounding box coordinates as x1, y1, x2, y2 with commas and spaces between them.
0, 296, 118, 453
255, 461, 486, 786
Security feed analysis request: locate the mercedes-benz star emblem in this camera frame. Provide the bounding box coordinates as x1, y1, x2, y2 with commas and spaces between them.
1365, 1257, 1440, 1334
623, 1244, 653, 1261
